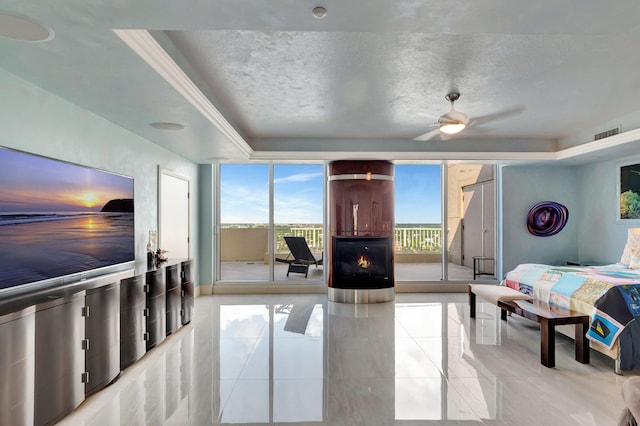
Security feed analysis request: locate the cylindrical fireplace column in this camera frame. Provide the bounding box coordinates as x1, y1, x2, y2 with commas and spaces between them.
328, 160, 394, 303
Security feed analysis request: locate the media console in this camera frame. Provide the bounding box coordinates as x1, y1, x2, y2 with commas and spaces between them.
0, 258, 194, 426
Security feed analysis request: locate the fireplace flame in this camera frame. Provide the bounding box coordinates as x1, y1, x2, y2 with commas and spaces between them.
357, 255, 371, 269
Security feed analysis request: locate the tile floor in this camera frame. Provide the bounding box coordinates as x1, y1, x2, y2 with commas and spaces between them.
59, 293, 632, 425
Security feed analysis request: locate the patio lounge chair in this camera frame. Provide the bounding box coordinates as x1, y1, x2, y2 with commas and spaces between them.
276, 236, 323, 278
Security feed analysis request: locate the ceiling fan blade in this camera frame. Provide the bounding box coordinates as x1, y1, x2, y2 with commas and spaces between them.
413, 128, 440, 141
463, 125, 494, 135
469, 106, 524, 127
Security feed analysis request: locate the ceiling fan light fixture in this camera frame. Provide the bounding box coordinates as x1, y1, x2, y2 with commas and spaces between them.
439, 122, 467, 134
438, 92, 468, 134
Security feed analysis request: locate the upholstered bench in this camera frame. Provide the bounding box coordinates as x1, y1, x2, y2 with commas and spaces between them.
468, 284, 532, 319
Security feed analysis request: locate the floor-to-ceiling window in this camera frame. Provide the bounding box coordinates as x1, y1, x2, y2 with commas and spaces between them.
446, 164, 496, 281
274, 164, 324, 282
216, 162, 495, 285
393, 163, 497, 283
219, 164, 270, 281
218, 163, 324, 283
394, 164, 444, 281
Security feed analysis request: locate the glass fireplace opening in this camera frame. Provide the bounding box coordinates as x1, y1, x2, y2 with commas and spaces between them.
332, 237, 393, 289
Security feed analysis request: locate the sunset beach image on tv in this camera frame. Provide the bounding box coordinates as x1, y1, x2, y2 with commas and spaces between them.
0, 147, 134, 290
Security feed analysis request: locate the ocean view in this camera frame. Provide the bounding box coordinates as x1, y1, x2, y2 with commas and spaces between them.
0, 213, 134, 289
0, 211, 104, 226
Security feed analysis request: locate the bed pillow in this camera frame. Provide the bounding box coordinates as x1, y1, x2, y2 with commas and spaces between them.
620, 228, 640, 266
631, 250, 640, 269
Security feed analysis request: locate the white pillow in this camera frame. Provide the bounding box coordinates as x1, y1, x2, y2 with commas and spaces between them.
630, 250, 640, 269
621, 228, 640, 265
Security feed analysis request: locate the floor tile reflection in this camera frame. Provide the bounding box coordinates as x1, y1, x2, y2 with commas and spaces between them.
59, 293, 631, 425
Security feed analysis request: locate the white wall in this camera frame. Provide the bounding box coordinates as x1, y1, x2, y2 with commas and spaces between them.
0, 67, 200, 283
501, 164, 579, 273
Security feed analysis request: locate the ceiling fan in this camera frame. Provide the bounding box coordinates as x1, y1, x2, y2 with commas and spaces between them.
413, 92, 523, 141
413, 92, 466, 141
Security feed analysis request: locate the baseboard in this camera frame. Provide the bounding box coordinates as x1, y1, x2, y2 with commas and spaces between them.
195, 285, 213, 296
212, 283, 327, 295
396, 283, 470, 293
195, 282, 471, 295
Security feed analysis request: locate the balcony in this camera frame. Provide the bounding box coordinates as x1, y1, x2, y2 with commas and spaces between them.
220, 225, 475, 282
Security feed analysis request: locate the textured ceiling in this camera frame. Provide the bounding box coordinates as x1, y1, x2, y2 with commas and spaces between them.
1, 1, 640, 163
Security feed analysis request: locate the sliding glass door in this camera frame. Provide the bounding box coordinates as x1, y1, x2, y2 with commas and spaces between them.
218, 163, 324, 283
394, 165, 443, 281
446, 164, 496, 281
393, 163, 497, 283
219, 164, 269, 281
216, 162, 495, 284
274, 164, 324, 283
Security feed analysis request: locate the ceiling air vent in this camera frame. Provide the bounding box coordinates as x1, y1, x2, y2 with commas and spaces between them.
594, 127, 620, 141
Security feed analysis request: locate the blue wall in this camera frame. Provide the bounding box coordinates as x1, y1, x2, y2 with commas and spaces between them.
501, 164, 579, 274
0, 67, 201, 284
502, 155, 640, 274
576, 156, 640, 263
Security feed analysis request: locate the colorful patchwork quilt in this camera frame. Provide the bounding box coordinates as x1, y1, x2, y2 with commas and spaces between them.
503, 263, 640, 348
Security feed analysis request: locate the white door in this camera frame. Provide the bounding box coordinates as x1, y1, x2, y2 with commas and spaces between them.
462, 181, 495, 270
159, 169, 190, 258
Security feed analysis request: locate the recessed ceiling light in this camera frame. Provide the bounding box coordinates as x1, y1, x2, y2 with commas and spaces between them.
150, 122, 185, 131
312, 6, 327, 19
0, 12, 53, 42
206, 156, 229, 162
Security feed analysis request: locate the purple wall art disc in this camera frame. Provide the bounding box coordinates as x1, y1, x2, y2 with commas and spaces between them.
526, 201, 569, 237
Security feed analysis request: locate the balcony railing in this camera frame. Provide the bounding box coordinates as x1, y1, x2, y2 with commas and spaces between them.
273, 226, 442, 253
393, 227, 442, 253
277, 226, 324, 252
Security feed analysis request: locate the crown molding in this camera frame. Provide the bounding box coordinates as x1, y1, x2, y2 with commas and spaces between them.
114, 29, 253, 159
250, 129, 640, 163
109, 29, 640, 165
249, 150, 558, 162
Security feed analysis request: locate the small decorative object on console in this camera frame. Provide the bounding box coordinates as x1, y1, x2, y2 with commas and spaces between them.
147, 230, 158, 265
156, 248, 168, 263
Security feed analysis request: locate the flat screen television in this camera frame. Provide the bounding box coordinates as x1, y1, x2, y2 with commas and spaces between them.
0, 146, 135, 291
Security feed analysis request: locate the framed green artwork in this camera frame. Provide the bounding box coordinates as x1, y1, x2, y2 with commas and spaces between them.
619, 160, 640, 221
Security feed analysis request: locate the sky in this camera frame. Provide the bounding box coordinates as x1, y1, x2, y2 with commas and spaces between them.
0, 148, 133, 212
220, 164, 441, 224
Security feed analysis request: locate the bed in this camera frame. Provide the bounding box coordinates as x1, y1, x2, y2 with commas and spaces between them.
502, 263, 640, 371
